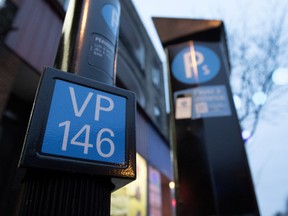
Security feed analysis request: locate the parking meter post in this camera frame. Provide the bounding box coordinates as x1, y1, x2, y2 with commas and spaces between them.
54, 0, 120, 85
18, 1, 132, 216
153, 18, 259, 215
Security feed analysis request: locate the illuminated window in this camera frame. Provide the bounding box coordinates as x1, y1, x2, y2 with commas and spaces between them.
111, 154, 147, 216
152, 67, 160, 87
153, 105, 161, 117
0, 0, 6, 9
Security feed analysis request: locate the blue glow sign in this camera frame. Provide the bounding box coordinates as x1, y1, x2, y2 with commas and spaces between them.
41, 80, 126, 165
102, 4, 120, 36
171, 44, 220, 84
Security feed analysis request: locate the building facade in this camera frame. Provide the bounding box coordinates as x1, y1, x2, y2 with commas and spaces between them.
0, 0, 173, 215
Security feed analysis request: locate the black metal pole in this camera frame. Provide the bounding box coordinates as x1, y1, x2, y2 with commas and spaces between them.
20, 0, 121, 215
54, 0, 120, 85
20, 169, 113, 216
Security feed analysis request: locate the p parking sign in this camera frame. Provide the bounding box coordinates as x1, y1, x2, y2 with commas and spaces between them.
20, 68, 136, 187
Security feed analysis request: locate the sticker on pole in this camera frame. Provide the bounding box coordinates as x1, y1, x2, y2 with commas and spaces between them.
175, 95, 192, 119
41, 80, 126, 165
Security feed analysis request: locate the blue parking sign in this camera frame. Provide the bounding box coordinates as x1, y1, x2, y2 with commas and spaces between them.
41, 80, 126, 165
171, 44, 220, 84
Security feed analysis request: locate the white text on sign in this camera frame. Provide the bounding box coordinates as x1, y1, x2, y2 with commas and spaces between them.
56, 87, 116, 156
69, 87, 114, 121
42, 80, 126, 164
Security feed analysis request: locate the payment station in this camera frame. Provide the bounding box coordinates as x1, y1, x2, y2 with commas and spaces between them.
153, 18, 259, 215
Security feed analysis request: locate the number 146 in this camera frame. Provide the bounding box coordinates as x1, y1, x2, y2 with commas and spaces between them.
59, 121, 115, 158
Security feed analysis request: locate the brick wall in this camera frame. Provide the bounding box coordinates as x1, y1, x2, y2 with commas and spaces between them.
0, 45, 21, 121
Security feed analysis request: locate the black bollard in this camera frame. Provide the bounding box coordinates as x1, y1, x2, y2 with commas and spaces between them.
19, 0, 136, 215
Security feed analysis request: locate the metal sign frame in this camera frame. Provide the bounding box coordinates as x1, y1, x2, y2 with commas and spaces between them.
20, 67, 136, 188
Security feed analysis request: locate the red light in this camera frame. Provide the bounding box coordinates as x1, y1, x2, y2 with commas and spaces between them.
172, 198, 176, 207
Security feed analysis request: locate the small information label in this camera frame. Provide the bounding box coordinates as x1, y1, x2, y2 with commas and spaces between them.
89, 34, 114, 72
174, 85, 231, 119
175, 96, 192, 119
